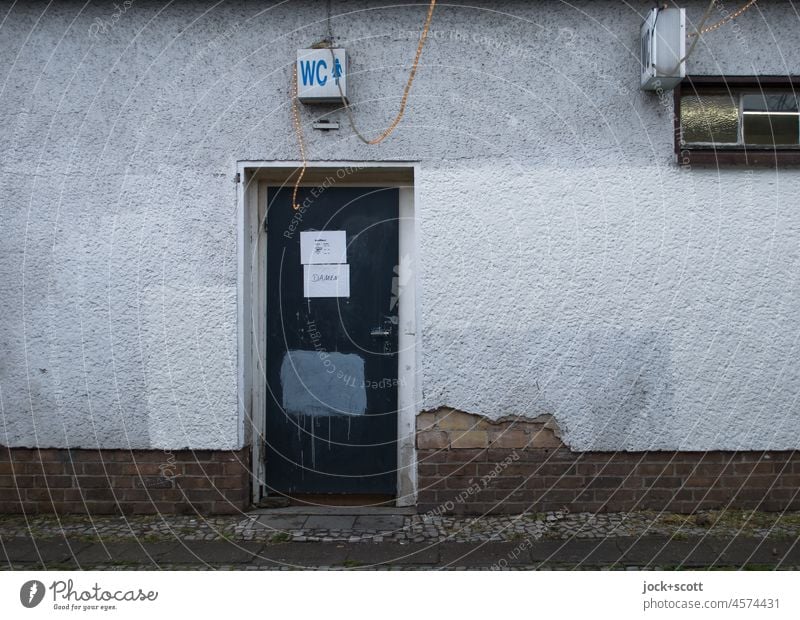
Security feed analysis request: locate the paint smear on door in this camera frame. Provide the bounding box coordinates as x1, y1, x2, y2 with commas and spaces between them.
280, 350, 367, 416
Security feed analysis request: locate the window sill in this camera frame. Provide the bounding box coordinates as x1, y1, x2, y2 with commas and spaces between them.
677, 148, 800, 167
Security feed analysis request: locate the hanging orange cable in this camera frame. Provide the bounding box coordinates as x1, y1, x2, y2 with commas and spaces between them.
290, 0, 437, 209
331, 0, 437, 145
290, 64, 308, 211
688, 0, 758, 37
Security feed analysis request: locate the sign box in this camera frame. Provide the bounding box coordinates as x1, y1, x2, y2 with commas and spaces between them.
297, 48, 348, 103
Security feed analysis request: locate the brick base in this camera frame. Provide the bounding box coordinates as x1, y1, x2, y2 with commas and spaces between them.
417, 409, 800, 515
0, 446, 251, 515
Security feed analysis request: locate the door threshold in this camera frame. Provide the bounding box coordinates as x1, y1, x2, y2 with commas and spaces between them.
288, 493, 396, 507
248, 505, 416, 516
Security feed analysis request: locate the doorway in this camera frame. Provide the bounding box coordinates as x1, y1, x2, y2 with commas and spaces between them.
238, 163, 418, 506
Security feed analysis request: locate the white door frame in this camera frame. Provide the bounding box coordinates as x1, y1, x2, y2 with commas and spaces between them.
236, 161, 420, 507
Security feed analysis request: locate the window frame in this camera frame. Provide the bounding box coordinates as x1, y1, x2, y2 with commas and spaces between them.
674, 76, 800, 166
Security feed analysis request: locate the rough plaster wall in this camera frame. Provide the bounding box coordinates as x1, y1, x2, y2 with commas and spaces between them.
1, 1, 799, 450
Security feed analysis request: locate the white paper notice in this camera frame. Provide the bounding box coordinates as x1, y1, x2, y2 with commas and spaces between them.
300, 230, 347, 264
303, 264, 350, 298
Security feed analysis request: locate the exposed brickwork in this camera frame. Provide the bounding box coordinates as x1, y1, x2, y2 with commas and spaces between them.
0, 446, 251, 515
417, 409, 800, 515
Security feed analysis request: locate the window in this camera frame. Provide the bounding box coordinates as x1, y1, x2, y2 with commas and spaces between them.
675, 77, 800, 165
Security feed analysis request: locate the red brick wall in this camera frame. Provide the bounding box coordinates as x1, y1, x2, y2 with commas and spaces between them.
0, 446, 251, 515
417, 409, 800, 515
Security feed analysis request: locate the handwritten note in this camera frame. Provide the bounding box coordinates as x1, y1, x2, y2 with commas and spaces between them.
303, 264, 350, 298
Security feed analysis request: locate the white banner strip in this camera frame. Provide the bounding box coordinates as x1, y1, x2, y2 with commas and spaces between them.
2, 571, 797, 619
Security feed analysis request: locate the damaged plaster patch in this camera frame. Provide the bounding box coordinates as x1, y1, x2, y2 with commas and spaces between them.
417, 406, 566, 450
420, 405, 564, 437
420, 325, 678, 451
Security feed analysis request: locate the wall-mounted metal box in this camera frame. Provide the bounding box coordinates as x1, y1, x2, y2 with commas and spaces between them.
640, 8, 686, 91
297, 48, 348, 103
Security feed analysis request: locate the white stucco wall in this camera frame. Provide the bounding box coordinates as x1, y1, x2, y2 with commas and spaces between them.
1, 1, 799, 451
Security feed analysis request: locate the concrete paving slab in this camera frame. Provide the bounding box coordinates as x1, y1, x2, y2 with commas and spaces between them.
346, 543, 439, 566
353, 515, 405, 532
73, 542, 162, 567
615, 537, 713, 568
4, 536, 800, 569
78, 541, 265, 566
0, 537, 88, 566
540, 539, 622, 566
708, 536, 798, 567
304, 515, 357, 530
252, 543, 350, 568
255, 515, 309, 531
439, 542, 534, 567
180, 541, 266, 564
528, 539, 615, 564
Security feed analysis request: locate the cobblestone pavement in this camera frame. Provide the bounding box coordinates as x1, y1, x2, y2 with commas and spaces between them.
2, 509, 800, 544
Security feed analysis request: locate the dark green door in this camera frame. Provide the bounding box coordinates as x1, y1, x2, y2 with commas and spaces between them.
264, 186, 399, 495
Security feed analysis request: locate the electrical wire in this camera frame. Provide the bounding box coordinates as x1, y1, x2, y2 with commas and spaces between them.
688, 0, 758, 37
290, 0, 437, 210
670, 0, 718, 74
290, 0, 436, 209
672, 0, 759, 74
292, 0, 757, 209
326, 0, 437, 145
290, 64, 308, 210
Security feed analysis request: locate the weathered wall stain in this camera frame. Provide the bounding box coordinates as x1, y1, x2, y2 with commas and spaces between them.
280, 350, 367, 417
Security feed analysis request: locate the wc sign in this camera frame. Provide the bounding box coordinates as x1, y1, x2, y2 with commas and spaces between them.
296, 48, 348, 103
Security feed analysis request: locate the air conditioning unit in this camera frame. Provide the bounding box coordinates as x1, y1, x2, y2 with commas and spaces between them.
640, 7, 686, 91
